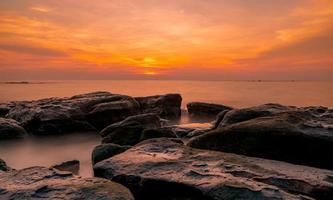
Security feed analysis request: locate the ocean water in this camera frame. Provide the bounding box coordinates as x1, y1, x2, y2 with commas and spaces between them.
1, 80, 333, 108
0, 80, 332, 176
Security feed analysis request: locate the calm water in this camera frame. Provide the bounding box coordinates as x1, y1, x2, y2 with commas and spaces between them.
0, 80, 332, 176
1, 80, 333, 108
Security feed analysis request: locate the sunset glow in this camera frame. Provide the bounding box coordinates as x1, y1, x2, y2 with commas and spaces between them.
0, 0, 333, 80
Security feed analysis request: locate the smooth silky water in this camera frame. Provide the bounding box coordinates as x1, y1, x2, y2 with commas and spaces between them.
0, 80, 332, 176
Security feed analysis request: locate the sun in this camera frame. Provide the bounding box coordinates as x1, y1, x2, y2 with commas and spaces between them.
143, 70, 157, 75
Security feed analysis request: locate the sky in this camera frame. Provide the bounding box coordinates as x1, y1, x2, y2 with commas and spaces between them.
0, 0, 333, 80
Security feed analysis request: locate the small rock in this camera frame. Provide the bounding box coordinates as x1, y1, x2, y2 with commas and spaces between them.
51, 160, 80, 175
187, 102, 232, 119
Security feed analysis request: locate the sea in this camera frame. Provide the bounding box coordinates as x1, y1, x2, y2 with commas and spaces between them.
0, 80, 332, 176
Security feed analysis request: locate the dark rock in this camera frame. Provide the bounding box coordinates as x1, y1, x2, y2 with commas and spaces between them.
0, 159, 11, 171
51, 160, 80, 175
189, 105, 333, 169
92, 144, 131, 165
0, 166, 134, 200
187, 102, 232, 119
0, 105, 10, 117
217, 103, 293, 128
0, 118, 27, 139
212, 109, 231, 129
94, 138, 333, 200
135, 94, 182, 119
86, 95, 140, 129
172, 127, 194, 137
141, 127, 177, 141
4, 92, 141, 135
101, 113, 161, 145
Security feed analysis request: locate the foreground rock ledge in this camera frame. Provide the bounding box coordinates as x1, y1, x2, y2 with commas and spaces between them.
94, 138, 333, 200
0, 166, 134, 200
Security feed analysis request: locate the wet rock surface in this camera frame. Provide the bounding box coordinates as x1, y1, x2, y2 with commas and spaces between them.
187, 102, 232, 119
189, 104, 333, 169
0, 118, 27, 139
0, 166, 134, 200
94, 138, 333, 200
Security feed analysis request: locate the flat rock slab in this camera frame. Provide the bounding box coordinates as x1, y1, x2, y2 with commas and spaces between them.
0, 166, 134, 200
94, 138, 333, 200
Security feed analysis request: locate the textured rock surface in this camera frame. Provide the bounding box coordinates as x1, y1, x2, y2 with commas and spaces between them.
92, 144, 131, 165
217, 103, 297, 128
94, 138, 333, 200
0, 166, 134, 200
51, 160, 80, 175
187, 102, 232, 119
2, 92, 140, 134
100, 113, 162, 145
189, 104, 333, 169
135, 94, 182, 119
0, 117, 27, 139
1, 92, 183, 135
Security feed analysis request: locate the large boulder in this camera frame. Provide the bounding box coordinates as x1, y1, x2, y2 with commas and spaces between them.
187, 102, 232, 119
0, 118, 27, 139
189, 105, 333, 169
94, 138, 333, 200
0, 166, 134, 200
135, 94, 182, 119
100, 113, 162, 145
92, 144, 131, 165
3, 92, 141, 134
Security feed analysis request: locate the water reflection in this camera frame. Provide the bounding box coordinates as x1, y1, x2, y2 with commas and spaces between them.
0, 132, 101, 177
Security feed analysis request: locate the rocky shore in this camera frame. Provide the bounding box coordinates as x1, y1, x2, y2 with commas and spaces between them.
1, 91, 333, 200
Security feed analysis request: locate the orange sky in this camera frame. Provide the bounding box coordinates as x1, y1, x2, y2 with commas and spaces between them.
0, 0, 333, 80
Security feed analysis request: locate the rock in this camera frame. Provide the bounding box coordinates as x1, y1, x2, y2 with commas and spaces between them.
0, 159, 11, 171
94, 138, 333, 200
0, 118, 27, 139
0, 166, 134, 200
86, 95, 140, 130
217, 103, 293, 128
140, 127, 177, 141
92, 144, 131, 165
4, 92, 141, 135
51, 160, 80, 175
100, 113, 161, 145
169, 122, 213, 138
0, 105, 10, 117
187, 102, 232, 119
135, 94, 182, 119
189, 106, 333, 169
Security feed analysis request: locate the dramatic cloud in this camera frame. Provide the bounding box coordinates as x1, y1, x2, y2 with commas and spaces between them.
0, 0, 332, 80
